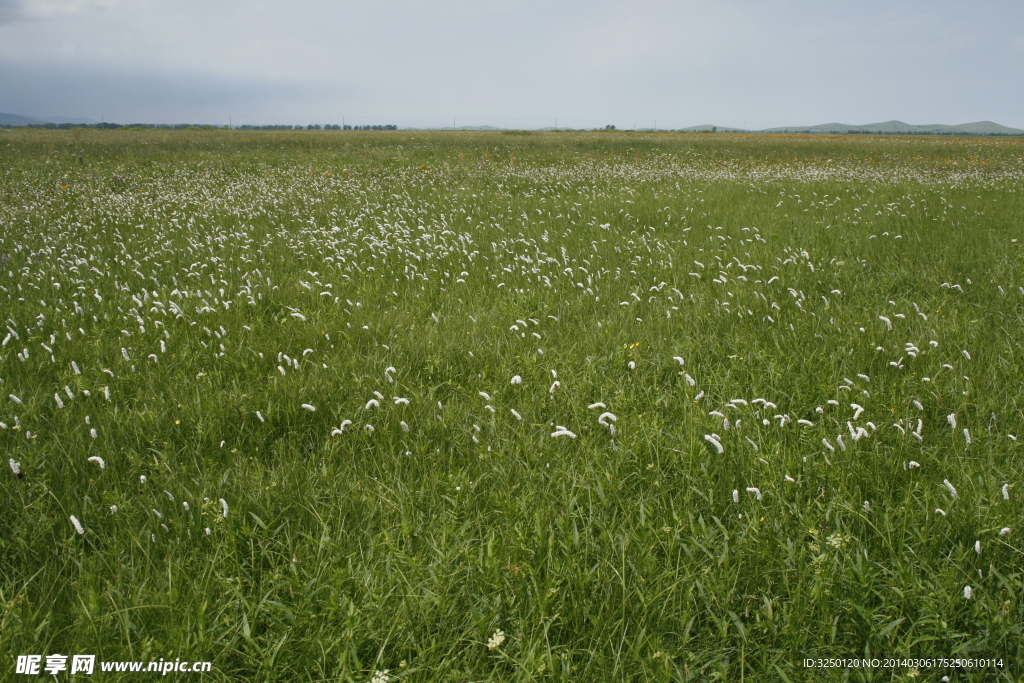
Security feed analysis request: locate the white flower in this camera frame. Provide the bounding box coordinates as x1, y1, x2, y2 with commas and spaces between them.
277, 365, 287, 375
69, 515, 85, 535
121, 347, 131, 362
510, 409, 522, 420
974, 540, 981, 554
1000, 527, 1011, 536
628, 361, 636, 370
479, 391, 491, 400
550, 428, 576, 438
1001, 483, 1010, 500
549, 381, 560, 393
511, 375, 522, 385
947, 414, 957, 429
963, 585, 972, 600
486, 629, 506, 650
365, 424, 375, 432
90, 428, 98, 439
183, 502, 190, 511
365, 399, 379, 409
301, 403, 316, 412
863, 500, 871, 512
962, 349, 971, 360
8, 394, 22, 405
54, 394, 65, 409
109, 505, 118, 513
597, 412, 617, 427
908, 461, 920, 469
205, 527, 212, 535
370, 670, 390, 683
220, 498, 229, 518
393, 397, 410, 405
935, 508, 946, 516
784, 475, 795, 482
400, 421, 409, 432
746, 487, 762, 501
943, 479, 958, 499
694, 391, 705, 401
256, 411, 265, 422
963, 428, 971, 444
704, 435, 724, 454
9, 458, 20, 475
878, 315, 892, 330
88, 456, 105, 470
140, 475, 147, 484
672, 356, 685, 365
822, 438, 835, 452
732, 489, 739, 503
588, 402, 606, 410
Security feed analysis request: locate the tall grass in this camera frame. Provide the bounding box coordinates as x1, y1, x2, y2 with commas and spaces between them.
1, 128, 1022, 681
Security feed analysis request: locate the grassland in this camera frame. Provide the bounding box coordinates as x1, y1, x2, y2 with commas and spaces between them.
1, 128, 1022, 681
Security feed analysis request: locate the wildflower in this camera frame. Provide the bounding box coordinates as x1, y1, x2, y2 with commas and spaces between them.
784, 475, 795, 482
121, 347, 131, 362
1000, 527, 1011, 536
54, 394, 64, 409
673, 356, 685, 365
370, 670, 390, 683
205, 528, 211, 535
70, 515, 85, 534
90, 428, 98, 439
1002, 483, 1010, 500
912, 400, 923, 410
183, 502, 190, 511
878, 315, 892, 330
836, 435, 846, 451
549, 381, 560, 393
393, 397, 409, 405
863, 500, 870, 512
732, 489, 739, 503
822, 438, 835, 452
152, 509, 163, 519
704, 434, 724, 454
598, 412, 617, 427
8, 394, 22, 405
510, 409, 522, 420
220, 498, 229, 518
365, 424, 375, 432
908, 461, 920, 469
935, 508, 946, 516
110, 505, 117, 513
510, 375, 522, 385
140, 475, 147, 484
365, 399, 379, 409
550, 427, 576, 438
694, 391, 705, 400
588, 402, 606, 409
746, 487, 762, 501
963, 428, 971, 444
962, 349, 971, 360
301, 404, 316, 412
277, 365, 287, 375
256, 411, 264, 422
486, 629, 506, 650
974, 540, 981, 554
479, 391, 491, 400
943, 479, 958, 499
87, 456, 105, 470
963, 585, 972, 600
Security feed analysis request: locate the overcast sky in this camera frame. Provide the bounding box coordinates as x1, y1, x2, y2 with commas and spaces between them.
1, 0, 1022, 129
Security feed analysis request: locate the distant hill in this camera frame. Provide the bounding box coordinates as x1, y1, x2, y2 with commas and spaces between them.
0, 113, 43, 125
1, 113, 100, 126
759, 120, 1024, 135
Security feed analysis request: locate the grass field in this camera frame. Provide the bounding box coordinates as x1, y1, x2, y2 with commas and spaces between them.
1, 128, 1022, 681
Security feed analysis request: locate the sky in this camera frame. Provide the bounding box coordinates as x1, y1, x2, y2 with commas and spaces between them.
1, 0, 1023, 129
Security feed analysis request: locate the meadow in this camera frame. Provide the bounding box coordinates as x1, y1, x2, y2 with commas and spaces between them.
0, 128, 1022, 682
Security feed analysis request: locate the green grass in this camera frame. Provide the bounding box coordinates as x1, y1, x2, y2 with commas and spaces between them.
1, 128, 1022, 681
